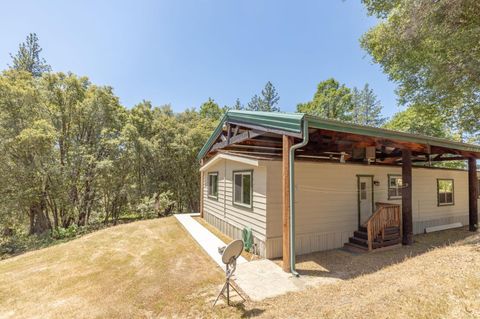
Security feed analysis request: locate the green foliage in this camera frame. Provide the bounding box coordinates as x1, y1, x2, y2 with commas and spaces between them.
156, 190, 175, 217
10, 33, 51, 77
51, 225, 80, 240
0, 67, 219, 241
384, 104, 450, 138
247, 81, 280, 112
232, 98, 244, 110
1, 231, 54, 258
361, 0, 480, 141
136, 196, 157, 219
297, 78, 353, 121
199, 98, 223, 120
351, 84, 386, 127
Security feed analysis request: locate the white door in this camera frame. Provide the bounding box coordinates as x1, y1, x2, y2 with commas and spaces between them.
358, 176, 374, 225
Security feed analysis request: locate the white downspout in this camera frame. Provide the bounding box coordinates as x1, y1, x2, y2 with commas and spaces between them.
289, 117, 309, 276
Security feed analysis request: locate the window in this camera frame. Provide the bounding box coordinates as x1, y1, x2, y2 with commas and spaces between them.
233, 171, 252, 208
437, 179, 454, 206
207, 172, 218, 199
388, 175, 402, 199
360, 182, 367, 200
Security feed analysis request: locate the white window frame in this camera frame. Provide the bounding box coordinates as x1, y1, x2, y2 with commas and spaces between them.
232, 170, 253, 209
207, 172, 218, 200
388, 175, 402, 200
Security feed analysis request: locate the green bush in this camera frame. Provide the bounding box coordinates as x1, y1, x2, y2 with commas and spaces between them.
51, 224, 80, 239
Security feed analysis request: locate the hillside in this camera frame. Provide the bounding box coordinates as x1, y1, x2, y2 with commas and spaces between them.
1, 217, 479, 318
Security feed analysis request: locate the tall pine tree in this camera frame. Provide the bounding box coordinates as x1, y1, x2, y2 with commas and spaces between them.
247, 81, 280, 112
351, 84, 386, 127
10, 33, 51, 77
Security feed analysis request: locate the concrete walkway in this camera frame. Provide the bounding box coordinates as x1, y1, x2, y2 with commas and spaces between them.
174, 213, 247, 268
175, 213, 338, 301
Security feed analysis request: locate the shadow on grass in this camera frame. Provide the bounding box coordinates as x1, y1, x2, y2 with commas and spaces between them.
277, 227, 479, 280
234, 303, 265, 318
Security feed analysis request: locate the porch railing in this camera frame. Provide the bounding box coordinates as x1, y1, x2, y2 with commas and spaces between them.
364, 202, 402, 251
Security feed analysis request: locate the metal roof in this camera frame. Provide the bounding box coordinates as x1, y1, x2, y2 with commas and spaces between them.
197, 110, 480, 160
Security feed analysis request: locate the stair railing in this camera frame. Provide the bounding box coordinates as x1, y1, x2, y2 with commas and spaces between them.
363, 202, 402, 251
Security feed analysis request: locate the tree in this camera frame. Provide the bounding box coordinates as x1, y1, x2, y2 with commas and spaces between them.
0, 71, 55, 234
10, 33, 51, 77
297, 78, 353, 121
383, 104, 450, 138
360, 0, 480, 142
351, 84, 386, 127
232, 98, 243, 110
247, 81, 280, 112
199, 98, 223, 120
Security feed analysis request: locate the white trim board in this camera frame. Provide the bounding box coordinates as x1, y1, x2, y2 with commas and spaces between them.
200, 153, 259, 172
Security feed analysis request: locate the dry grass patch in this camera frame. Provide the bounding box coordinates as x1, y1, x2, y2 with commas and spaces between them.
0, 217, 242, 318
251, 228, 480, 318
2, 218, 479, 319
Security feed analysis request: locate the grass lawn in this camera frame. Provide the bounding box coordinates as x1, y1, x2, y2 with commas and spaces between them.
0, 217, 240, 318
1, 217, 479, 318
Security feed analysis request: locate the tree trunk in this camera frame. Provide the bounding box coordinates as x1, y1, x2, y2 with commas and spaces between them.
28, 202, 51, 235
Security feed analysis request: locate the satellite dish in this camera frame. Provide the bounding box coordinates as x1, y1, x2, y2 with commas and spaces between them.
221, 239, 244, 264
213, 239, 246, 307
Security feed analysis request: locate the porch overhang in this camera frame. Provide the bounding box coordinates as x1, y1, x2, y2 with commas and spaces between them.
198, 111, 480, 163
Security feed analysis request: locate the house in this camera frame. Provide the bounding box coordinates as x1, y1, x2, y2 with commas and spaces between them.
197, 111, 480, 274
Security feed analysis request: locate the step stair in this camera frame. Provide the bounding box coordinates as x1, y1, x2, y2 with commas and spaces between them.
344, 225, 401, 253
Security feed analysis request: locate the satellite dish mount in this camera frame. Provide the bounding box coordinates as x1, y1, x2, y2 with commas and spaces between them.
212, 239, 246, 307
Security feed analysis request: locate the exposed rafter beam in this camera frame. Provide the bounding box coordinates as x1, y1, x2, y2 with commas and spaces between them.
211, 129, 265, 152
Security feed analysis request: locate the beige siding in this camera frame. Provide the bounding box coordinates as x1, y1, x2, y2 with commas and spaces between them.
201, 155, 478, 259
265, 160, 477, 258
202, 158, 268, 256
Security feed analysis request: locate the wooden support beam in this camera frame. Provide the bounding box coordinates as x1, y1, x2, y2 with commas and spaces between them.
211, 129, 264, 152
402, 149, 413, 245
468, 157, 478, 231
226, 124, 231, 145
282, 135, 293, 272
233, 125, 239, 137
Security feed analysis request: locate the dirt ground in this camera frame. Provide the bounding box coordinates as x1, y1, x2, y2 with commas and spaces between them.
1, 217, 479, 319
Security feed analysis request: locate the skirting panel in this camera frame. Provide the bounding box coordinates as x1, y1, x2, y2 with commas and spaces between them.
204, 212, 266, 257
413, 215, 469, 234
265, 230, 353, 259
265, 215, 470, 259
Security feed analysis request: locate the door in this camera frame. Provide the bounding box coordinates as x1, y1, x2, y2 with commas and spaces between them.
358, 175, 374, 226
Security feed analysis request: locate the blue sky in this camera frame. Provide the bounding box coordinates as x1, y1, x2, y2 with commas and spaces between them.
0, 0, 400, 117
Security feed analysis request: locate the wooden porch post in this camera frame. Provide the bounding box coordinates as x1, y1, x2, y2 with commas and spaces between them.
402, 149, 413, 245
468, 157, 478, 231
282, 135, 293, 272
